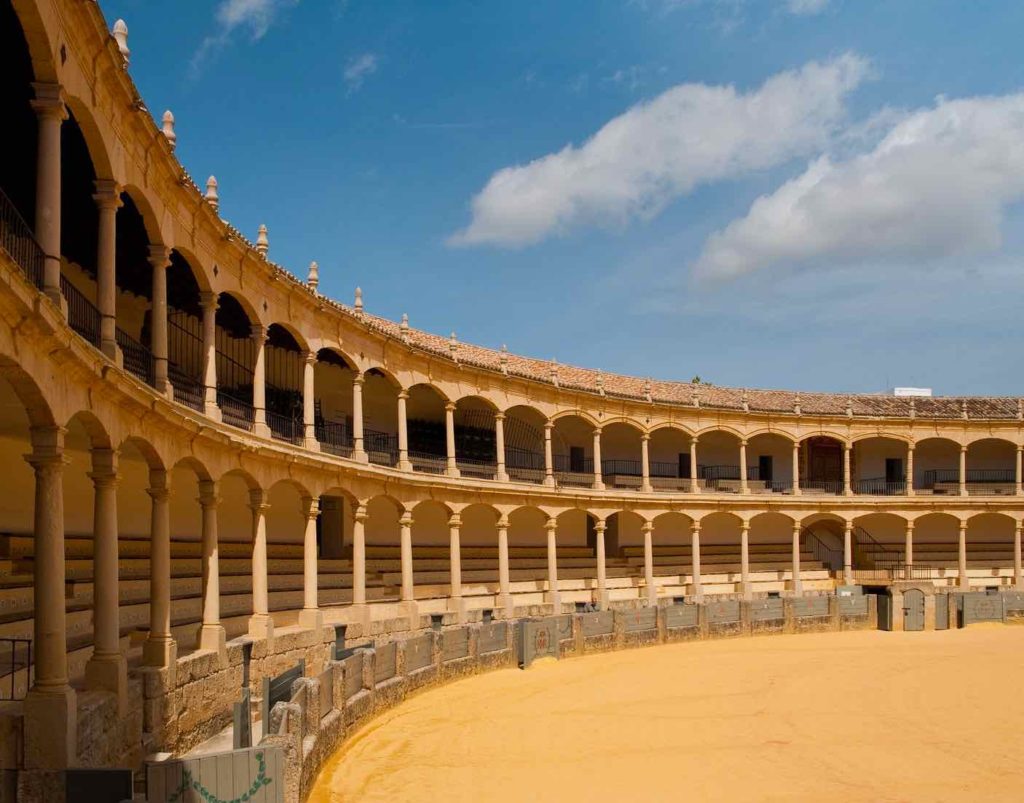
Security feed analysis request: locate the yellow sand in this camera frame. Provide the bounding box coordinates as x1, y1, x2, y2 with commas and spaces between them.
309, 628, 1024, 802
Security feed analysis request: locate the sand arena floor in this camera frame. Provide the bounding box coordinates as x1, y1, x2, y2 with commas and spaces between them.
310, 627, 1024, 802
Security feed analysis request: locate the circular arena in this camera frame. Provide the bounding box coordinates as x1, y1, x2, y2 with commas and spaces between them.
2, 2, 1024, 801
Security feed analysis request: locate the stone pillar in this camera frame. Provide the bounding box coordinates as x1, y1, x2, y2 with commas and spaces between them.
352, 372, 366, 461
843, 520, 853, 584
689, 438, 699, 493
248, 488, 273, 642
85, 448, 127, 709
690, 520, 703, 600
251, 325, 269, 436
149, 246, 172, 394
545, 517, 561, 611
31, 82, 66, 305
959, 445, 968, 497
1016, 446, 1023, 496
640, 434, 652, 493
400, 512, 414, 602
199, 292, 220, 420
144, 470, 175, 667
94, 179, 122, 359
642, 520, 656, 605
739, 520, 751, 599
352, 504, 368, 606
303, 351, 318, 450
391, 389, 408, 470
594, 519, 608, 610
905, 520, 914, 573
543, 420, 555, 487
197, 480, 226, 655
497, 516, 513, 616
448, 513, 464, 620
444, 402, 460, 477
791, 442, 801, 495
592, 428, 604, 490
791, 523, 803, 595
23, 426, 76, 769
958, 520, 969, 589
842, 442, 852, 496
739, 440, 749, 494
1015, 521, 1023, 590
494, 412, 508, 481
906, 444, 915, 496
299, 496, 322, 630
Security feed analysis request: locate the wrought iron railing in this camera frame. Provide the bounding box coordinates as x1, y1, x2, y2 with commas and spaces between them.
316, 420, 353, 457
800, 480, 843, 495
217, 389, 255, 431
456, 456, 497, 479
0, 186, 44, 288
365, 429, 398, 466
410, 450, 447, 474
854, 478, 906, 496
601, 459, 641, 477
650, 460, 688, 478
115, 326, 155, 387
923, 468, 1015, 487
804, 531, 843, 572
59, 274, 100, 346
553, 454, 594, 474
170, 369, 205, 412
0, 637, 31, 701
267, 409, 303, 444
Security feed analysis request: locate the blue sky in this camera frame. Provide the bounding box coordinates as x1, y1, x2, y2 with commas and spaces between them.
99, 0, 1024, 395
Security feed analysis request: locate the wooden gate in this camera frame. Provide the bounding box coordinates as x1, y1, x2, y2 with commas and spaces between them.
903, 588, 925, 631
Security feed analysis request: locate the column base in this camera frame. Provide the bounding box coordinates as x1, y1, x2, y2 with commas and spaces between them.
100, 340, 119, 363
23, 685, 77, 770
738, 582, 753, 601
595, 588, 609, 611
446, 466, 461, 478
547, 591, 562, 613
84, 652, 128, 714
196, 623, 227, 657
44, 286, 64, 309
143, 635, 178, 669
303, 437, 320, 452
399, 599, 419, 627
447, 596, 467, 623
203, 400, 222, 422
499, 593, 515, 619
248, 613, 275, 646
787, 579, 804, 595
253, 421, 271, 438
495, 471, 509, 483
641, 483, 652, 494
398, 459, 413, 472
592, 481, 605, 491
298, 607, 324, 632
353, 448, 369, 464
543, 477, 556, 487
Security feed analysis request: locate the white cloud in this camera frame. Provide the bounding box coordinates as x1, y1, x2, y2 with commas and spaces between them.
192, 0, 296, 75
785, 0, 829, 15
695, 93, 1024, 279
449, 53, 868, 247
344, 53, 379, 94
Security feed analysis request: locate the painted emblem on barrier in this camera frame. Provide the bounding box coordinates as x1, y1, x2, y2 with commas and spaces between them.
535, 627, 549, 653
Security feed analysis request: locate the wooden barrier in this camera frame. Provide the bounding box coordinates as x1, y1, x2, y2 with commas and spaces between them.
147, 746, 285, 803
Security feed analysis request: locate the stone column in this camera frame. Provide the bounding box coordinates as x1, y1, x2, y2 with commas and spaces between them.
592, 428, 604, 490
1016, 446, 1023, 496
905, 520, 914, 574
1015, 520, 1022, 590
445, 402, 460, 477
792, 442, 801, 495
496, 516, 513, 617
396, 390, 411, 470
543, 420, 555, 486
594, 519, 608, 610
85, 448, 127, 709
791, 523, 803, 595
303, 351, 318, 450
400, 512, 415, 602
352, 504, 368, 606
546, 517, 561, 611
144, 470, 175, 667
905, 444, 915, 496
149, 246, 172, 395
31, 82, 66, 304
251, 324, 269, 436
958, 520, 969, 589
448, 513, 464, 619
352, 372, 366, 461
640, 434, 652, 493
843, 520, 853, 584
689, 438, 699, 493
299, 496, 322, 629
739, 440, 749, 494
93, 179, 121, 359
494, 412, 508, 481
23, 426, 76, 769
739, 520, 751, 599
248, 488, 273, 642
843, 443, 852, 496
959, 445, 968, 497
197, 481, 226, 655
199, 292, 220, 420
642, 520, 657, 605
690, 520, 703, 600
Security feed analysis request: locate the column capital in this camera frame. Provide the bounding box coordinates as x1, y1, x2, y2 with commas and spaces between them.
690, 436, 699, 446
1015, 520, 1023, 532
905, 520, 915, 530
960, 444, 968, 453
593, 519, 607, 533
301, 496, 320, 520
690, 520, 702, 532
88, 447, 119, 486
353, 371, 366, 386
1017, 444, 1023, 453
92, 179, 123, 210
448, 514, 462, 528
739, 438, 747, 447
248, 488, 269, 511
958, 519, 968, 531
354, 504, 369, 522
147, 245, 172, 269
30, 82, 67, 120
843, 519, 854, 532
197, 479, 218, 507
494, 411, 505, 421
148, 468, 168, 492
199, 291, 219, 311
592, 427, 602, 438
496, 516, 510, 529
544, 419, 554, 431
545, 517, 558, 532
444, 401, 457, 413
740, 520, 750, 531
147, 485, 170, 503
641, 432, 650, 443
399, 513, 414, 529
303, 350, 316, 366
397, 387, 408, 399
640, 520, 654, 533
250, 323, 267, 342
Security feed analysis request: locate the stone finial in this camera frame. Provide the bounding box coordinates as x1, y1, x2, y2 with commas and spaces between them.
112, 19, 130, 65
255, 224, 269, 256
499, 344, 509, 375
400, 313, 409, 343
741, 390, 749, 413
691, 387, 700, 408
596, 371, 604, 396
354, 287, 363, 313
961, 399, 969, 420
161, 110, 176, 150
846, 397, 853, 418
307, 260, 319, 291
1018, 398, 1023, 421
550, 360, 560, 388
794, 394, 802, 416
644, 378, 652, 403
205, 175, 219, 211
449, 331, 459, 363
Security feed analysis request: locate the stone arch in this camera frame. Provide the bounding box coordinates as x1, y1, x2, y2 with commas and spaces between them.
600, 420, 644, 490
647, 426, 694, 491
606, 509, 645, 550
411, 499, 453, 547
508, 505, 548, 548
119, 183, 167, 246
454, 395, 498, 475
8, 0, 59, 82
61, 92, 117, 184
964, 437, 1017, 493
551, 413, 595, 486
407, 383, 450, 472
365, 493, 403, 546
851, 436, 911, 495
746, 432, 795, 492
460, 503, 500, 545
911, 512, 964, 571
217, 469, 261, 544
502, 404, 547, 483
694, 428, 743, 492
913, 436, 962, 493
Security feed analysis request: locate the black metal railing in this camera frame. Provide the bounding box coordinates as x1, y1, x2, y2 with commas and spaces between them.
316, 420, 353, 457
601, 458, 641, 477
170, 369, 205, 412
115, 326, 155, 387
800, 479, 843, 495
506, 447, 544, 470
0, 637, 31, 701
410, 450, 447, 474
59, 274, 100, 346
804, 531, 843, 572
553, 454, 594, 474
650, 460, 688, 479
0, 187, 44, 288
456, 456, 497, 479
267, 409, 303, 444
217, 389, 255, 431
699, 464, 760, 481
365, 429, 398, 466
854, 478, 906, 496
923, 468, 1015, 487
